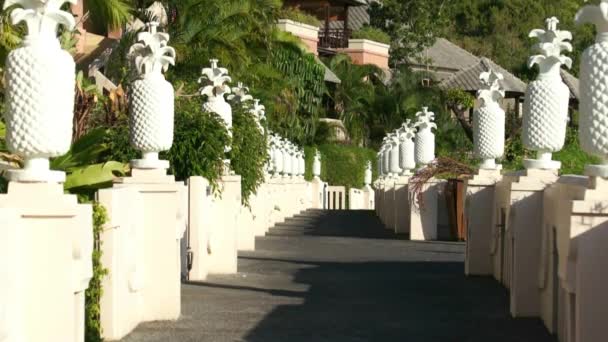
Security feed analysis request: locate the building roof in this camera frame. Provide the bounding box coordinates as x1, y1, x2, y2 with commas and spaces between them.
439, 57, 527, 95
408, 38, 480, 74
561, 69, 579, 100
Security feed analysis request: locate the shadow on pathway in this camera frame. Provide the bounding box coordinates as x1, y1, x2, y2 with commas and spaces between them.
120, 209, 555, 342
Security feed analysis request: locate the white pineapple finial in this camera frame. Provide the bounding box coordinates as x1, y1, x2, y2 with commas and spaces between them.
414, 107, 437, 131
250, 99, 266, 133
198, 59, 232, 99
475, 69, 506, 170
129, 22, 176, 76
478, 69, 505, 106
227, 82, 253, 104
576, 1, 608, 39
146, 21, 159, 34
528, 17, 573, 78
398, 119, 416, 140
4, 0, 77, 42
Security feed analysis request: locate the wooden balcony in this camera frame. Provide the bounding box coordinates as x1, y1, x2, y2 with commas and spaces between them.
318, 28, 352, 49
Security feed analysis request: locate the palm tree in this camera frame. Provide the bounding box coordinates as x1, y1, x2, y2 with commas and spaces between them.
85, 0, 132, 31
328, 53, 385, 145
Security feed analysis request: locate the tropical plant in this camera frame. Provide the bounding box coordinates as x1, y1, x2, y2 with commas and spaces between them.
129, 22, 176, 75
352, 26, 391, 44
167, 96, 230, 189
84, 0, 133, 32
327, 53, 384, 145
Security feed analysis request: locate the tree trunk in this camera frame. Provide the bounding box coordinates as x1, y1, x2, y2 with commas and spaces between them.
449, 105, 474, 143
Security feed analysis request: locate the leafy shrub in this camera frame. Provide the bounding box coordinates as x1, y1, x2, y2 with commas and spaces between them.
278, 7, 321, 27
103, 124, 138, 164
231, 105, 268, 205
102, 95, 229, 189
352, 26, 391, 45
314, 144, 376, 190
168, 97, 230, 189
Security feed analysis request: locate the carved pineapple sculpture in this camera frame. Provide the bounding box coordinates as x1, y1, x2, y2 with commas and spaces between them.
313, 150, 322, 179
3, 0, 78, 182
522, 17, 572, 169
250, 99, 266, 134
381, 138, 390, 177
199, 60, 232, 140
282, 139, 292, 177
389, 133, 402, 177
576, 1, 608, 177
414, 107, 437, 167
298, 149, 305, 178
376, 151, 383, 178
364, 161, 373, 186
272, 135, 284, 176
474, 69, 506, 170
397, 119, 416, 175
128, 22, 176, 169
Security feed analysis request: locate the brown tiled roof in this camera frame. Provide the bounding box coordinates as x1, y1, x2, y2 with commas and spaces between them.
408, 38, 480, 72
439, 57, 527, 95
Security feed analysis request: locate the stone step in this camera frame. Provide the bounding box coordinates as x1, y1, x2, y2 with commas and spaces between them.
294, 212, 326, 218
273, 222, 317, 229
270, 225, 317, 232
283, 218, 320, 225
266, 229, 314, 237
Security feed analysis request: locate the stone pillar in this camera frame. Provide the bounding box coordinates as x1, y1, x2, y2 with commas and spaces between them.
393, 176, 410, 234
409, 179, 445, 241
207, 175, 241, 275
237, 205, 256, 252
464, 169, 502, 276
0, 184, 92, 342
185, 177, 213, 282
1, 2, 92, 340
491, 169, 558, 317
113, 169, 183, 321
384, 178, 396, 229
97, 187, 144, 340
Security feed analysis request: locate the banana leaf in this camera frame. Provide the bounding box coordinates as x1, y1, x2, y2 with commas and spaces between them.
51, 128, 110, 171
64, 161, 127, 191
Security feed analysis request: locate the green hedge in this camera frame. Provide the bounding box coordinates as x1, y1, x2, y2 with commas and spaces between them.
305, 144, 376, 190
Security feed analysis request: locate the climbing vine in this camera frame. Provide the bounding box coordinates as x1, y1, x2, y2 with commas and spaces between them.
85, 202, 109, 342
270, 45, 326, 142
231, 105, 269, 206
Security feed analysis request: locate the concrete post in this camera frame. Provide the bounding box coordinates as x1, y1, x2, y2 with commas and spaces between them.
464, 169, 502, 276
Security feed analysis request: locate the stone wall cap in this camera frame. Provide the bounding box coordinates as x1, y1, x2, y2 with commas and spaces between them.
348, 38, 391, 49
557, 175, 590, 187
277, 19, 320, 32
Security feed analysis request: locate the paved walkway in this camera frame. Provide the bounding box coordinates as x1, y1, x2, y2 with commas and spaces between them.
121, 210, 556, 342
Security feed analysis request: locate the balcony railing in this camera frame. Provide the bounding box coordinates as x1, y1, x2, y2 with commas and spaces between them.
318, 28, 352, 49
